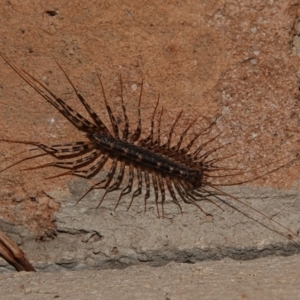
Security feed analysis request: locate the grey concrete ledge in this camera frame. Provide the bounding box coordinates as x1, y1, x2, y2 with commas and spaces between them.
1, 184, 300, 272
1, 255, 300, 300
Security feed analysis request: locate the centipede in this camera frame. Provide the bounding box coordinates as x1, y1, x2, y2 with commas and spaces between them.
0, 53, 298, 243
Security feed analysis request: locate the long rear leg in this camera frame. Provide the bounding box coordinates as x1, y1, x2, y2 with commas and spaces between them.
1, 54, 100, 134
0, 139, 95, 173
207, 184, 299, 240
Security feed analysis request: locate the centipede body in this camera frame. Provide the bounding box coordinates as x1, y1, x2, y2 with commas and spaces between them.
0, 53, 298, 242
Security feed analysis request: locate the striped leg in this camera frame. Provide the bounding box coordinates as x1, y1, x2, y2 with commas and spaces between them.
190, 187, 224, 211
157, 174, 166, 217
153, 106, 163, 147
0, 139, 95, 173
172, 115, 199, 152
151, 173, 160, 217
46, 153, 109, 180
179, 120, 218, 156
166, 177, 183, 215
127, 167, 142, 211
129, 80, 143, 142
163, 110, 183, 150
0, 139, 93, 155
175, 181, 212, 217
96, 72, 119, 138
98, 160, 126, 204
115, 164, 134, 210
25, 149, 100, 172
106, 160, 126, 193
144, 171, 151, 213
139, 95, 160, 147
95, 158, 118, 208
21, 68, 97, 133
55, 61, 111, 135
119, 76, 130, 140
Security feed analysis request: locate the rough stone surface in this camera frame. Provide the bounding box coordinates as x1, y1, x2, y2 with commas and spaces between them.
1, 185, 299, 272
1, 255, 300, 300
0, 1, 300, 297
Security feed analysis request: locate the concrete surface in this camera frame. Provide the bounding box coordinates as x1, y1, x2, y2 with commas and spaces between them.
1, 255, 300, 300
1, 185, 300, 272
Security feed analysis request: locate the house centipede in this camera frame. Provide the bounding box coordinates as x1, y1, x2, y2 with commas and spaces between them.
0, 53, 298, 243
